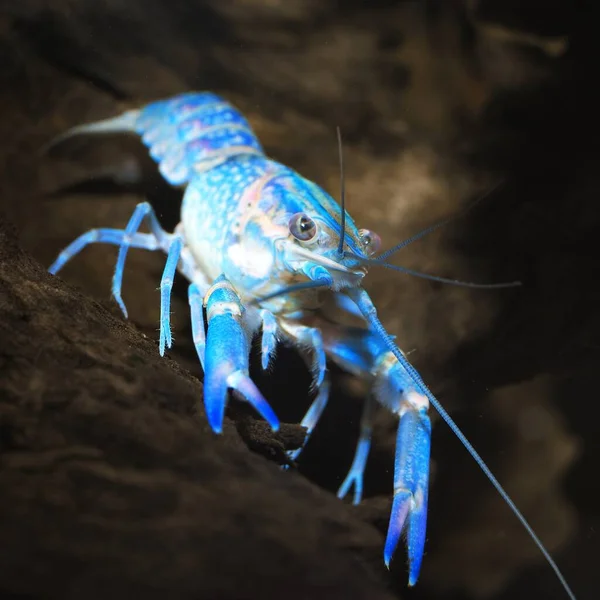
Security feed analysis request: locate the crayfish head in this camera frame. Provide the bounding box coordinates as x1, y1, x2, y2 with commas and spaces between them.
276, 209, 372, 292
245, 169, 382, 310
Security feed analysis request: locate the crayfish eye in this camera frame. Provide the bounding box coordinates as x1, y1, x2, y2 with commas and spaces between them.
359, 228, 382, 256
289, 212, 318, 242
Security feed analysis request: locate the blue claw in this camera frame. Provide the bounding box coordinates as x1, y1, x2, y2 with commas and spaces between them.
203, 275, 280, 434
323, 323, 432, 581
383, 394, 431, 586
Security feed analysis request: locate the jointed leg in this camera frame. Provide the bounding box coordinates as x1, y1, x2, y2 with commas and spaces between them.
336, 394, 377, 505
158, 236, 183, 355
278, 321, 330, 461
111, 201, 171, 316
280, 322, 327, 389
259, 309, 278, 370
49, 201, 175, 323
188, 282, 207, 370
49, 230, 162, 274
287, 377, 331, 463
48, 204, 194, 361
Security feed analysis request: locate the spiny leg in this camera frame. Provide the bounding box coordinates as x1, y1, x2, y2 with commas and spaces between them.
188, 282, 207, 370
286, 376, 331, 463
112, 201, 172, 317
318, 322, 381, 505
280, 322, 327, 389
182, 243, 211, 368
158, 236, 183, 356
50, 227, 176, 345
259, 309, 278, 370
49, 230, 162, 274
279, 321, 330, 461
49, 215, 188, 358
202, 275, 279, 433
337, 393, 377, 505
245, 307, 330, 463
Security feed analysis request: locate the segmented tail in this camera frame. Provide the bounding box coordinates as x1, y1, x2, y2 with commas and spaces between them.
44, 92, 266, 187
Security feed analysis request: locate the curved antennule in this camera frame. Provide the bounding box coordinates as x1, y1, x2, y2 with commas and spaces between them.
345, 286, 577, 600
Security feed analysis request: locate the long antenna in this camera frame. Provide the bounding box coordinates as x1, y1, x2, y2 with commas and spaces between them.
345, 251, 521, 289
336, 126, 346, 257
376, 179, 504, 262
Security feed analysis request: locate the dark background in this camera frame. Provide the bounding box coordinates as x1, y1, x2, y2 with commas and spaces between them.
0, 1, 597, 599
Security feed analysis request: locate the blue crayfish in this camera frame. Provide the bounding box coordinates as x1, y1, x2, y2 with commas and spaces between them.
47, 92, 576, 598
